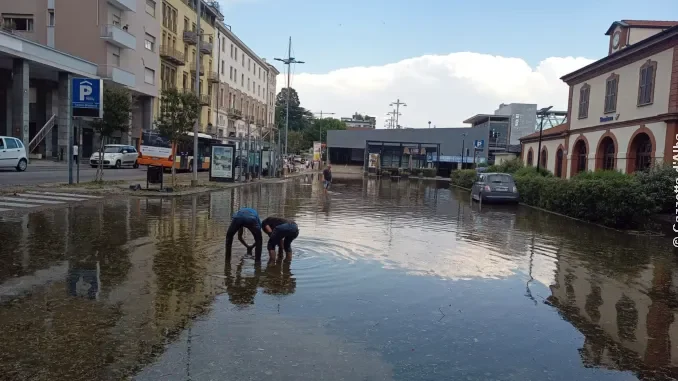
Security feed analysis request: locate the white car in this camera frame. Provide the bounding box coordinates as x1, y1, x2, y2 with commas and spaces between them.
90, 144, 139, 169
0, 136, 28, 171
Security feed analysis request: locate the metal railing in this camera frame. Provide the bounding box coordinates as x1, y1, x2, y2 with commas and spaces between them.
159, 45, 186, 65
189, 63, 205, 75
199, 94, 211, 106
28, 114, 56, 153
199, 41, 213, 54
182, 30, 198, 45
207, 71, 219, 83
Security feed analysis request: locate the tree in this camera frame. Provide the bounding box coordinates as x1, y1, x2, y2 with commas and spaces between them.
155, 88, 200, 186
303, 118, 346, 149
286, 130, 305, 155
90, 85, 133, 182
275, 87, 300, 108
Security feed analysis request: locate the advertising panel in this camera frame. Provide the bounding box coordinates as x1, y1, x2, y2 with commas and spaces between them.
209, 144, 236, 182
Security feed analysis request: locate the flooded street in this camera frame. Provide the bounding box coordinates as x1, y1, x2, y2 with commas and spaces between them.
0, 175, 676, 381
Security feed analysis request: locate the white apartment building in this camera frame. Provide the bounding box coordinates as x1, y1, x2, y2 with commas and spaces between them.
212, 23, 279, 141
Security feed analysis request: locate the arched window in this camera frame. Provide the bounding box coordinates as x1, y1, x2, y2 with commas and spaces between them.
600, 137, 615, 170
556, 149, 563, 178
527, 150, 533, 166
573, 140, 587, 174
540, 148, 547, 169
634, 134, 652, 171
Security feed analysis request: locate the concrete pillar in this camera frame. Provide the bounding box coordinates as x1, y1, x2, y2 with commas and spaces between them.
12, 59, 29, 147
57, 72, 72, 161
45, 88, 57, 159
5, 89, 11, 136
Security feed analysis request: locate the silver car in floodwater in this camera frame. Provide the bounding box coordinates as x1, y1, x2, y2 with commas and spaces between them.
471, 172, 520, 204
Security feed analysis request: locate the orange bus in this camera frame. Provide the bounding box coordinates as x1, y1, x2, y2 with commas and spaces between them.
138, 130, 222, 171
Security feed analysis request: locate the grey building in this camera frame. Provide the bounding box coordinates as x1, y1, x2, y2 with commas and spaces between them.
327, 127, 489, 174
493, 103, 568, 145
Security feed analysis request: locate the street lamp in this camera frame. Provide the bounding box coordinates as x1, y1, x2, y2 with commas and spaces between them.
461, 132, 468, 170
274, 37, 304, 157
428, 121, 431, 129
536, 106, 553, 173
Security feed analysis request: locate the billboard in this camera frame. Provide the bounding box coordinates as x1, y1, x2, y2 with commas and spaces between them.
209, 144, 236, 182
368, 153, 380, 168
313, 141, 321, 161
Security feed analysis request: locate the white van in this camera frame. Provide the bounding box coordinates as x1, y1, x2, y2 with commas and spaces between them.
0, 136, 28, 171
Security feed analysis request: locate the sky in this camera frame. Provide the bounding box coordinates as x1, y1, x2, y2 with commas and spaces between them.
217, 0, 677, 128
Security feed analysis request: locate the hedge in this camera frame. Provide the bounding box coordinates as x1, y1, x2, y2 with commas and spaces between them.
449, 158, 669, 228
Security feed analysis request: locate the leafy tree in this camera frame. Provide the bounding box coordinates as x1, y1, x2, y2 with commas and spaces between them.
303, 118, 347, 149
286, 130, 305, 155
155, 88, 200, 186
90, 85, 133, 182
275, 87, 300, 108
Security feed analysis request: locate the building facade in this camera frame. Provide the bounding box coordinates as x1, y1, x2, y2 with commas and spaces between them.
520, 20, 678, 179
0, 0, 161, 157
341, 113, 377, 129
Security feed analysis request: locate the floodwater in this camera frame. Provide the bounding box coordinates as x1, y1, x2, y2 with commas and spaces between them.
0, 175, 676, 381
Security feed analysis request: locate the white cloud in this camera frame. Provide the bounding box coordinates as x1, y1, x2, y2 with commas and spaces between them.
279, 53, 595, 128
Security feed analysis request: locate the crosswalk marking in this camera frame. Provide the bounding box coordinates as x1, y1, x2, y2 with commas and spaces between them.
0, 201, 42, 208
0, 196, 63, 204
25, 191, 101, 199
16, 193, 87, 202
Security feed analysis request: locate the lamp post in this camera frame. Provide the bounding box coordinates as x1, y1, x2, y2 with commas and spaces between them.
536, 106, 553, 173
274, 37, 304, 157
461, 132, 468, 170
428, 121, 431, 129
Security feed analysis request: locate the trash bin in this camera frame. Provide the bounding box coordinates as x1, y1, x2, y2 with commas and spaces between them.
147, 165, 164, 189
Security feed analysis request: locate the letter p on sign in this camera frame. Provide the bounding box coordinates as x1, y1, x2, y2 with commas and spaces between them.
79, 81, 92, 101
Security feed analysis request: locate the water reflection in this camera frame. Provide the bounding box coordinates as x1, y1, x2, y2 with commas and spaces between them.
0, 176, 675, 380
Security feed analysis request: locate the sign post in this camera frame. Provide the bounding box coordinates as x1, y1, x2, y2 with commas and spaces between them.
70, 78, 103, 184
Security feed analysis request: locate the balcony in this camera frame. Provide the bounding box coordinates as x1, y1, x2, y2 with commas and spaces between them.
189, 63, 204, 76
183, 30, 198, 45
108, 0, 135, 12
256, 118, 265, 127
227, 108, 242, 120
207, 71, 219, 83
199, 41, 212, 55
98, 65, 135, 88
159, 45, 186, 65
101, 24, 136, 50
199, 94, 211, 106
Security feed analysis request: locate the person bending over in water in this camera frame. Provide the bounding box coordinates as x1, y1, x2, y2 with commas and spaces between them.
226, 207, 263, 260
261, 216, 299, 262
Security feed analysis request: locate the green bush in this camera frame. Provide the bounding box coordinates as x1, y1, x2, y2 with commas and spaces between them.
422, 168, 437, 178
634, 164, 675, 213
486, 158, 524, 174
513, 166, 552, 178
450, 169, 477, 188
573, 170, 627, 180
514, 174, 655, 228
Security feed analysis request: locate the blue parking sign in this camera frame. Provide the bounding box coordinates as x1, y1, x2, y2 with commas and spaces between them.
71, 78, 102, 118
474, 140, 485, 150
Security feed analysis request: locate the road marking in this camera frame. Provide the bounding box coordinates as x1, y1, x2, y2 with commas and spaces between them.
0, 197, 63, 205
16, 193, 87, 202
0, 201, 42, 208
24, 191, 101, 199
0, 208, 10, 212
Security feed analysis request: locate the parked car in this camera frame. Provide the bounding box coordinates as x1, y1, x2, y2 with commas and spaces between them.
90, 144, 139, 169
471, 172, 519, 204
0, 136, 28, 171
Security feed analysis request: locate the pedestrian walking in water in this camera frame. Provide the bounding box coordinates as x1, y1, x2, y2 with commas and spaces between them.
261, 216, 299, 262
322, 164, 332, 194
226, 207, 263, 260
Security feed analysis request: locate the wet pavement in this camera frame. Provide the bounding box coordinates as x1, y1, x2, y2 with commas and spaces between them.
0, 175, 676, 381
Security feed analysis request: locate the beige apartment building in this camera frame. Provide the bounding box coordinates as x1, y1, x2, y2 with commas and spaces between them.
0, 0, 160, 157
212, 22, 279, 142
520, 19, 678, 178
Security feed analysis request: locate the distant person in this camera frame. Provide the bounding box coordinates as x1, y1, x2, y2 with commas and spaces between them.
226, 207, 263, 260
261, 216, 299, 262
322, 164, 332, 193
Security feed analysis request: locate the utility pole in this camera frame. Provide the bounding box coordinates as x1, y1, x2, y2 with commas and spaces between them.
389, 99, 406, 129
536, 106, 553, 173
274, 37, 304, 157
191, 0, 202, 187
313, 111, 335, 143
